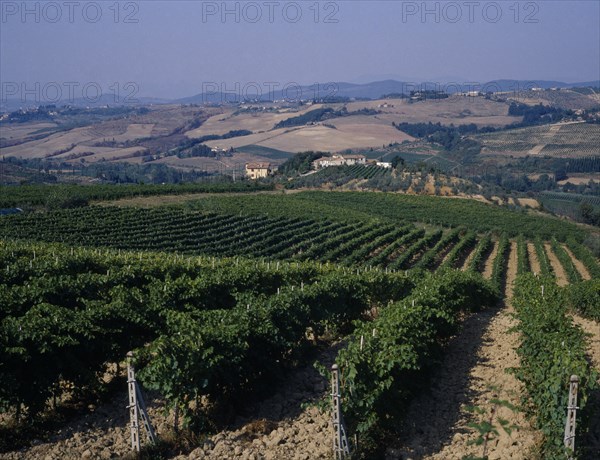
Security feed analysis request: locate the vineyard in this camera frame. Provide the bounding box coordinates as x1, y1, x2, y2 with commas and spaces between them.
474, 122, 600, 157
0, 186, 599, 460
181, 191, 587, 241
539, 191, 600, 220
0, 182, 273, 209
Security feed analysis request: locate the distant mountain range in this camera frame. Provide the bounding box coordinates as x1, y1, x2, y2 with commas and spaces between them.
2, 79, 598, 111
173, 79, 600, 104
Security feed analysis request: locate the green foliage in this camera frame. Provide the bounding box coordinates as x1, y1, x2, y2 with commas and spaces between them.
393, 122, 491, 157
512, 274, 598, 458
508, 102, 573, 126
0, 182, 273, 209
287, 165, 392, 189
274, 108, 335, 129
566, 238, 600, 278
539, 192, 600, 225
389, 230, 443, 270
516, 235, 530, 276
334, 270, 499, 453
276, 151, 330, 176
490, 235, 510, 292
566, 279, 600, 322
0, 207, 452, 270
550, 239, 582, 284
533, 238, 553, 276
185, 191, 586, 241
467, 234, 493, 273
274, 107, 378, 130
415, 227, 462, 270
0, 240, 415, 423
438, 230, 477, 270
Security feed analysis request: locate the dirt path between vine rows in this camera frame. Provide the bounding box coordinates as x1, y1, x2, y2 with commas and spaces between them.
482, 240, 499, 279
504, 242, 518, 301
527, 243, 541, 275
544, 243, 569, 287
563, 246, 592, 280
388, 242, 541, 460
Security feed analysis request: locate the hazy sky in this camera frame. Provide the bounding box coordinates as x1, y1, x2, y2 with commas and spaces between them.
1, 0, 599, 99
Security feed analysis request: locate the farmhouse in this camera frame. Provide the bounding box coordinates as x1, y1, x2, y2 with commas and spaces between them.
313, 154, 367, 169
245, 162, 271, 179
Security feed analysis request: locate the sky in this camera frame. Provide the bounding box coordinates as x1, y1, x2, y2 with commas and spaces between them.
1, 0, 599, 99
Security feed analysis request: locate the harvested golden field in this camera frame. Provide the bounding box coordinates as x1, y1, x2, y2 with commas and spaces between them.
0, 106, 215, 160
558, 173, 600, 185
186, 105, 323, 138
200, 122, 413, 154
0, 122, 58, 141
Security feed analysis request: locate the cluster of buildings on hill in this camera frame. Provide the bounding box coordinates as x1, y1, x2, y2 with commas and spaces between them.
244, 154, 391, 179
311, 154, 391, 169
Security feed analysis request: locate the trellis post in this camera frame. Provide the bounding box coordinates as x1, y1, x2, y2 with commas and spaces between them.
127, 351, 157, 452
331, 364, 350, 459
564, 375, 579, 459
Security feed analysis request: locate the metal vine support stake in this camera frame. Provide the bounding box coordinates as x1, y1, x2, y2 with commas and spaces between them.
127, 352, 157, 452
564, 375, 579, 458
331, 364, 350, 459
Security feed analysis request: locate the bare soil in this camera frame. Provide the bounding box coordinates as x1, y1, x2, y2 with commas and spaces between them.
482, 241, 500, 280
